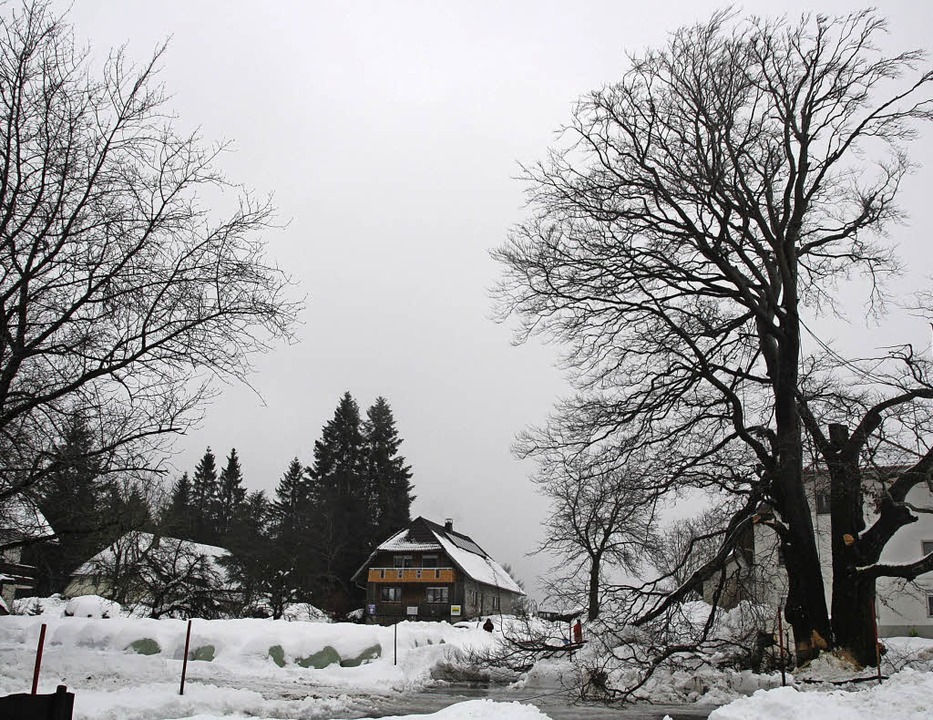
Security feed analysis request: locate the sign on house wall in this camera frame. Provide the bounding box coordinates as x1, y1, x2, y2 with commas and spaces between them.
450, 605, 461, 616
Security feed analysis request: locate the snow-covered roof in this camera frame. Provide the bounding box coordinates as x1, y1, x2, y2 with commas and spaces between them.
356, 517, 524, 595
433, 531, 524, 594
377, 528, 443, 553
0, 495, 54, 544
74, 531, 229, 576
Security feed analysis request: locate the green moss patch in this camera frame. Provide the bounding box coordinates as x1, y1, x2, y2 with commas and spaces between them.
296, 645, 341, 669
268, 644, 286, 667
128, 638, 161, 655
192, 645, 215, 661
339, 644, 382, 667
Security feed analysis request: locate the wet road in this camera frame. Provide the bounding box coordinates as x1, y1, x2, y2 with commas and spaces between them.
355, 684, 717, 719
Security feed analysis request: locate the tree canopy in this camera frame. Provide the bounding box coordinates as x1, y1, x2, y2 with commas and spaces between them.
495, 8, 933, 673
0, 1, 299, 505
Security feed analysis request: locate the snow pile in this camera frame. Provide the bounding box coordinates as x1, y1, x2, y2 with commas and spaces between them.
0, 610, 504, 719
281, 602, 331, 623
13, 594, 69, 616
64, 595, 122, 618
709, 668, 933, 720
354, 699, 554, 719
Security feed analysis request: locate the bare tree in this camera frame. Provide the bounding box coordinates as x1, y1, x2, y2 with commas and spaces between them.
87, 530, 231, 619
533, 448, 659, 621
494, 8, 933, 667
0, 2, 299, 503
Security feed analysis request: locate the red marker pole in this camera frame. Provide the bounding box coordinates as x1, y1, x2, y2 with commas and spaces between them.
31, 623, 47, 694
776, 605, 786, 687
179, 619, 193, 695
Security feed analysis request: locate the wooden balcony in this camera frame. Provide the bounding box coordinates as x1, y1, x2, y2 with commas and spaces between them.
368, 567, 455, 583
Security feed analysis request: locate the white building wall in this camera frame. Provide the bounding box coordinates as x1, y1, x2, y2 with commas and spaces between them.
750, 482, 933, 638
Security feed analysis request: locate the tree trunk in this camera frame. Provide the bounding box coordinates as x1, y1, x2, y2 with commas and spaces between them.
768, 304, 832, 665
824, 424, 878, 666
588, 556, 601, 621
780, 500, 832, 664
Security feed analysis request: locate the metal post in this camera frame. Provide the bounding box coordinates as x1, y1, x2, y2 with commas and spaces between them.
871, 596, 881, 684
31, 623, 47, 694
179, 619, 193, 695
776, 604, 786, 687
394, 621, 398, 666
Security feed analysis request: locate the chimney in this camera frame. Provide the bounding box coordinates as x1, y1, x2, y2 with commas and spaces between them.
444, 518, 453, 532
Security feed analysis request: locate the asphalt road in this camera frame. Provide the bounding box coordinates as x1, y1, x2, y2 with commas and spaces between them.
356, 684, 718, 719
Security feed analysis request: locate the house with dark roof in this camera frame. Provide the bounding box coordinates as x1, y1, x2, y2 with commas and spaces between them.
0, 496, 55, 613
352, 516, 524, 624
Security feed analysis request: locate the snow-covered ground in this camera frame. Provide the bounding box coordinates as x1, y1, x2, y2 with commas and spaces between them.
2, 596, 933, 719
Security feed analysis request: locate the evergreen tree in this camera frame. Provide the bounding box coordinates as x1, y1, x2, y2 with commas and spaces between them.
222, 489, 276, 616
26, 417, 112, 592
160, 473, 195, 538
309, 392, 368, 612
268, 458, 314, 611
29, 417, 155, 595
363, 397, 414, 542
190, 448, 219, 542
216, 448, 247, 538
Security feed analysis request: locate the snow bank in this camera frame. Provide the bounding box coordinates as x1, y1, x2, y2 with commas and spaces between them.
709, 668, 933, 720
64, 595, 122, 618
352, 698, 554, 719
0, 611, 504, 719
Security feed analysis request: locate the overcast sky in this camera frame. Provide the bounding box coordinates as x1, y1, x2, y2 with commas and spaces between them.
61, 1, 933, 602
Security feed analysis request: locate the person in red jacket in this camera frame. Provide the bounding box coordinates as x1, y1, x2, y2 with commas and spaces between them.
573, 619, 583, 644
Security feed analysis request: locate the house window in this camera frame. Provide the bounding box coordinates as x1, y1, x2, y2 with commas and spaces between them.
425, 587, 449, 604
921, 541, 933, 557
380, 586, 402, 602
468, 590, 477, 607
394, 555, 413, 568
422, 555, 438, 568
815, 492, 831, 515
491, 595, 500, 611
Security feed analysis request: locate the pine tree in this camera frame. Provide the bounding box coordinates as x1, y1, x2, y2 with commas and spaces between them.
269, 457, 314, 610
222, 489, 275, 616
363, 397, 414, 543
190, 448, 219, 542
216, 448, 247, 538
161, 473, 195, 538
26, 417, 108, 593
309, 392, 368, 612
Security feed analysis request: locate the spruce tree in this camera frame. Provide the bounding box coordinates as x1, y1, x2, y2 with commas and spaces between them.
270, 457, 313, 609
363, 397, 414, 543
26, 416, 108, 593
216, 448, 247, 538
190, 448, 219, 542
222, 488, 273, 615
161, 473, 195, 538
309, 392, 368, 612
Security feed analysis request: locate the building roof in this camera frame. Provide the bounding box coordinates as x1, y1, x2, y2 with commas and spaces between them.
353, 517, 524, 595
0, 495, 55, 546
73, 531, 229, 578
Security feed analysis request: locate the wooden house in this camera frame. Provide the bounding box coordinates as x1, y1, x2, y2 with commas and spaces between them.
0, 496, 54, 613
352, 516, 524, 624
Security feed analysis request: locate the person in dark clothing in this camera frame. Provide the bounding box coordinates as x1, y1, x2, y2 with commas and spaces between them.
483, 617, 494, 632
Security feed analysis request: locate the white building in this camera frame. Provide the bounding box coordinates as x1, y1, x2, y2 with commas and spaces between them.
706, 473, 933, 638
